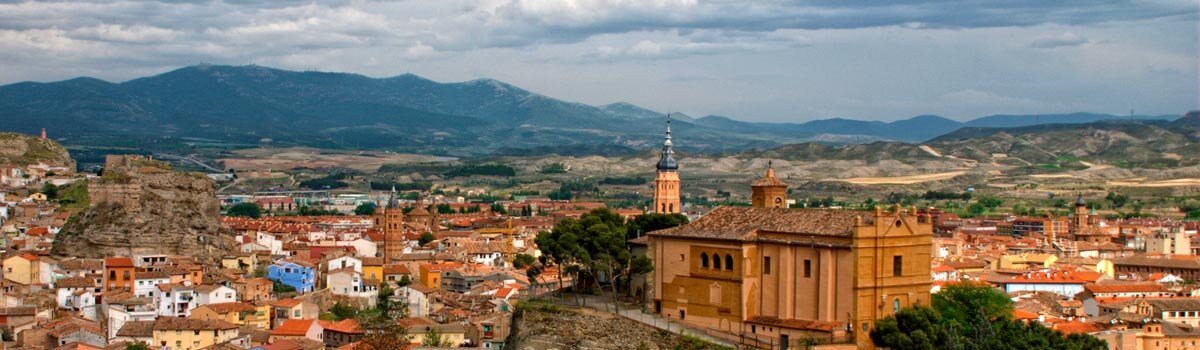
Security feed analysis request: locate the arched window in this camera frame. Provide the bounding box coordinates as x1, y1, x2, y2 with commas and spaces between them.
725, 254, 734, 271
713, 254, 722, 270
893, 298, 901, 313
774, 197, 783, 208
700, 253, 709, 268
661, 203, 666, 213
669, 203, 674, 212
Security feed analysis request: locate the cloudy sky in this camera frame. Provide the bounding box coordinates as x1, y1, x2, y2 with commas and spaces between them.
0, 0, 1197, 122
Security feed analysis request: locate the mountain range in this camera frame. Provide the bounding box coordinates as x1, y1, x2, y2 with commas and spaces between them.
0, 64, 1188, 156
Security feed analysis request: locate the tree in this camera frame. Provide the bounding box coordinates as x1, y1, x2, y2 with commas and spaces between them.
627, 213, 689, 237
376, 284, 394, 315
41, 182, 58, 199
124, 342, 150, 350
933, 281, 1013, 324
422, 327, 453, 347
977, 195, 1003, 209
354, 202, 377, 216
526, 265, 543, 298
356, 313, 411, 350
227, 202, 263, 218
328, 303, 358, 321
536, 208, 649, 312
512, 254, 537, 269
398, 275, 412, 287
871, 306, 948, 350
872, 283, 1108, 350
966, 203, 987, 216
490, 203, 508, 215
418, 232, 436, 246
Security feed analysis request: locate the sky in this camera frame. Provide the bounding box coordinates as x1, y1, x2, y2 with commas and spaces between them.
0, 0, 1197, 122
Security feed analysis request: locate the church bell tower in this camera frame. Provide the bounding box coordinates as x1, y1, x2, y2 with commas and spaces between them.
653, 115, 681, 214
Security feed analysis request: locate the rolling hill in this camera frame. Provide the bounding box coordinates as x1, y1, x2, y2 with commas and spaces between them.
0, 64, 1189, 157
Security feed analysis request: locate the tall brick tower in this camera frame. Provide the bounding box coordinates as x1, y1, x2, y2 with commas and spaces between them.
373, 187, 405, 261
653, 115, 681, 214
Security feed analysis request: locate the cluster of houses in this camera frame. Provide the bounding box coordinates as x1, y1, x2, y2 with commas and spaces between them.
929, 200, 1200, 349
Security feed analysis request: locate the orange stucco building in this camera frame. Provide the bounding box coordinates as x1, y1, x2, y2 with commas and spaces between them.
105, 257, 136, 293
647, 169, 933, 349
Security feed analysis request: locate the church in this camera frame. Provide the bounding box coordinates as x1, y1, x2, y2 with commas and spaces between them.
645, 117, 933, 349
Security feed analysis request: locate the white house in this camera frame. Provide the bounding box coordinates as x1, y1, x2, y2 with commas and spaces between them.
327, 268, 378, 307
336, 238, 377, 258
327, 256, 362, 273
133, 271, 170, 298
55, 276, 100, 319
105, 293, 156, 340
194, 284, 238, 305
256, 232, 285, 255
392, 285, 436, 317
154, 284, 196, 317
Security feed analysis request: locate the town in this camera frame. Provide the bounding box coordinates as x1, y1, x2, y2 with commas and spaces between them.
0, 120, 1197, 350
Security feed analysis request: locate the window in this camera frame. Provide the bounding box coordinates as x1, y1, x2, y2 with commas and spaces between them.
894, 298, 901, 313
804, 259, 812, 278
763, 257, 771, 274
123, 271, 130, 279
893, 256, 903, 277
700, 253, 709, 269
110, 271, 116, 279
725, 254, 733, 271
713, 255, 722, 270
669, 203, 674, 212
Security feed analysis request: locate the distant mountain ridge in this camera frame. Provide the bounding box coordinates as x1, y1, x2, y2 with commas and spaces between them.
0, 64, 1188, 156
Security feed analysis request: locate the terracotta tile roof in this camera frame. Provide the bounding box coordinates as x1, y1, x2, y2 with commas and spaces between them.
271, 298, 304, 308
1012, 309, 1039, 320
0, 306, 36, 315
1085, 283, 1168, 294
1052, 321, 1103, 334
258, 339, 303, 350
135, 270, 169, 279
384, 264, 412, 275
198, 302, 257, 314
116, 320, 155, 337
56, 276, 96, 288
648, 206, 873, 241
1115, 256, 1200, 270
318, 319, 363, 334
58, 259, 105, 272
1148, 298, 1200, 311
271, 319, 317, 336
153, 317, 238, 331
104, 257, 135, 267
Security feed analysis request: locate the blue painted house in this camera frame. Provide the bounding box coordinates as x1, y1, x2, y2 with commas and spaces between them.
267, 260, 316, 293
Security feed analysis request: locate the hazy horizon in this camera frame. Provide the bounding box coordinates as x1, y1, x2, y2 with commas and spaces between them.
1, 1, 1196, 122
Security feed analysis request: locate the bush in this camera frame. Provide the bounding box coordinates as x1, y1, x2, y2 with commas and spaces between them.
227, 202, 263, 218
444, 164, 516, 178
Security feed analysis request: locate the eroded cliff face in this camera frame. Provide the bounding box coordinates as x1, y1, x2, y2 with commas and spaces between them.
52, 156, 236, 263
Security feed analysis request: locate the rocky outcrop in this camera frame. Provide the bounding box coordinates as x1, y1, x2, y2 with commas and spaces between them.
52, 155, 236, 263
0, 132, 74, 168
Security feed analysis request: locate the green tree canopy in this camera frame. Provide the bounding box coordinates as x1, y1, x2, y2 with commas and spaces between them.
871, 283, 1107, 350
512, 253, 537, 269
354, 202, 377, 216
627, 213, 689, 237
227, 202, 262, 218
418, 232, 436, 246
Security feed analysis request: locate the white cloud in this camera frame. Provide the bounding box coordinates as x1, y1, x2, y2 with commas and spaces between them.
1029, 32, 1090, 48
